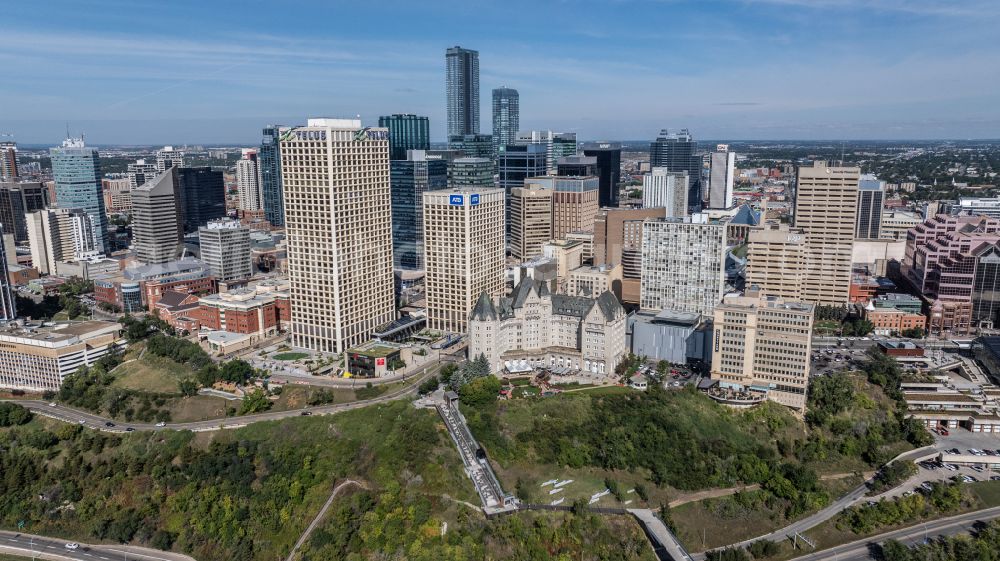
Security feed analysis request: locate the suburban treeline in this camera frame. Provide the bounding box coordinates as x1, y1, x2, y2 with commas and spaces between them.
878, 519, 1000, 561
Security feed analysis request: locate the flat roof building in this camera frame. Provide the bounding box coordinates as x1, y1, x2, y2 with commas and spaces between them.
0, 321, 125, 392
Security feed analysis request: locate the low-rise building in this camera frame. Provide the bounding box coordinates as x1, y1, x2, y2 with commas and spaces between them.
627, 309, 712, 365
865, 303, 926, 336
566, 263, 622, 299
0, 321, 126, 392
194, 282, 290, 337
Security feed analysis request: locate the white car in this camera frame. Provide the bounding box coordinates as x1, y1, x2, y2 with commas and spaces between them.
155, 422, 166, 427
77, 419, 85, 424
49, 402, 57, 407
65, 543, 79, 550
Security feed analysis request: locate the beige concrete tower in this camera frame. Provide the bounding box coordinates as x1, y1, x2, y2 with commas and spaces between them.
745, 222, 807, 301
509, 185, 553, 260
279, 119, 395, 353
423, 188, 505, 334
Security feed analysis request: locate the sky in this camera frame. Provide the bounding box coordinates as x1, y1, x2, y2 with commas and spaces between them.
2, 0, 999, 145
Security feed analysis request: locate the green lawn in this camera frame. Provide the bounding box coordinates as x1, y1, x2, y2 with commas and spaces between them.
272, 352, 309, 361
112, 354, 192, 394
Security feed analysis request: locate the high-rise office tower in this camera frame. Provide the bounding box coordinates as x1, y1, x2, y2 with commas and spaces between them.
422, 188, 505, 333
499, 143, 547, 236
26, 208, 96, 275
0, 227, 14, 321
156, 146, 185, 171
557, 155, 598, 177
0, 181, 49, 243
745, 222, 807, 302
50, 138, 110, 253
491, 87, 519, 160
711, 288, 814, 410
640, 213, 727, 315
127, 159, 158, 189
583, 145, 622, 208
0, 142, 18, 179
236, 148, 262, 212
132, 168, 183, 265
447, 158, 494, 190
199, 218, 252, 283
649, 129, 701, 212
510, 185, 553, 260
391, 150, 448, 271
379, 114, 430, 161
855, 174, 885, 239
280, 118, 395, 353
446, 46, 480, 136
260, 125, 289, 227
447, 133, 493, 159
793, 161, 860, 305
708, 144, 736, 209
517, 131, 577, 174
642, 168, 689, 218
526, 175, 600, 239
177, 167, 226, 234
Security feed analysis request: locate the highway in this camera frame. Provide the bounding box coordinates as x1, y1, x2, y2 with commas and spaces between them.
787, 505, 1000, 560
0, 530, 195, 561
14, 365, 438, 433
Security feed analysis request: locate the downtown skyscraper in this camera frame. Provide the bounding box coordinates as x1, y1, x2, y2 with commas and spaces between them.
446, 46, 480, 137
378, 114, 430, 160
50, 137, 109, 253
491, 87, 519, 159
259, 125, 288, 226
650, 129, 701, 212
280, 119, 395, 353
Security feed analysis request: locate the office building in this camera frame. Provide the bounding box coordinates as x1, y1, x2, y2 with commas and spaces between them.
0, 229, 14, 321
379, 114, 431, 161
640, 214, 727, 315
127, 159, 158, 189
0, 142, 17, 179
856, 174, 885, 239
199, 218, 252, 283
952, 197, 1000, 219
26, 208, 96, 275
567, 263, 623, 299
642, 168, 689, 217
280, 118, 395, 353
446, 46, 480, 136
491, 88, 519, 160
649, 129, 700, 212
592, 207, 666, 305
499, 143, 547, 233
448, 157, 493, 189
422, 188, 504, 333
510, 185, 553, 260
0, 181, 49, 243
195, 282, 291, 337
132, 168, 183, 266
557, 155, 598, 177
583, 145, 622, 208
517, 131, 577, 174
710, 289, 814, 410
50, 137, 110, 253
177, 167, 226, 233
880, 210, 922, 241
102, 177, 132, 215
447, 133, 493, 159
155, 146, 185, 171
793, 161, 860, 305
745, 222, 808, 302
525, 175, 600, 239
708, 144, 736, 209
236, 148, 262, 212
468, 277, 627, 374
390, 150, 448, 270
259, 125, 288, 227
0, 321, 125, 392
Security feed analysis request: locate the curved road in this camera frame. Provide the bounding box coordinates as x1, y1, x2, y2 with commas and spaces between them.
13, 365, 439, 433
0, 530, 195, 561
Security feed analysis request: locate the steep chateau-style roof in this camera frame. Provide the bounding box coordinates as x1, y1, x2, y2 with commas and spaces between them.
470, 278, 625, 323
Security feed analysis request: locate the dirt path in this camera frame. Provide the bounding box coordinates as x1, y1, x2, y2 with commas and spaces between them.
668, 472, 867, 508
285, 479, 365, 561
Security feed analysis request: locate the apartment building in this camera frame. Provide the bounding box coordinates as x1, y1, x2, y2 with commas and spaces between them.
640, 214, 728, 315
642, 168, 689, 218
592, 207, 666, 305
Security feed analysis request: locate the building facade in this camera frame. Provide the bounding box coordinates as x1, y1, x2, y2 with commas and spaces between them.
856, 175, 885, 239
259, 125, 288, 227
0, 181, 49, 243
649, 129, 700, 212
447, 157, 494, 190
391, 150, 448, 271
0, 321, 125, 392
745, 222, 808, 302
379, 114, 430, 161
516, 131, 577, 175
491, 88, 519, 160
177, 167, 226, 234
26, 208, 96, 275
132, 168, 183, 266
236, 148, 262, 212
582, 145, 621, 209
447, 133, 493, 159
101, 177, 132, 215
422, 188, 505, 333
50, 138, 110, 253
642, 168, 689, 217
525, 175, 600, 240
445, 46, 480, 137
199, 219, 252, 283
640, 214, 727, 315
509, 185, 553, 261
280, 119, 396, 353
708, 145, 736, 209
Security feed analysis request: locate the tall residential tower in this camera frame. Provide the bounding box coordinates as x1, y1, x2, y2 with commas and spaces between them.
446, 46, 480, 137
491, 87, 519, 160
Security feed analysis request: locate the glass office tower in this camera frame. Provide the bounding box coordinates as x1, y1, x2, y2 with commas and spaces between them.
491, 87, 519, 160
379, 114, 430, 161
390, 151, 448, 271
50, 138, 109, 253
260, 125, 287, 227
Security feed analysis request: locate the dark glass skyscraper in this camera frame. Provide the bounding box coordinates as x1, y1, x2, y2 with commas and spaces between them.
0, 181, 48, 243
499, 144, 547, 235
0, 226, 15, 321
379, 114, 430, 161
855, 175, 885, 239
50, 138, 110, 253
583, 145, 622, 208
177, 167, 226, 234
390, 151, 448, 271
260, 125, 287, 227
491, 87, 519, 159
446, 46, 480, 137
447, 133, 493, 159
649, 129, 701, 212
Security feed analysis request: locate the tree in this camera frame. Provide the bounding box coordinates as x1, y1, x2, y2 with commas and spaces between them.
219, 360, 254, 385
417, 376, 440, 395
238, 389, 272, 415
457, 376, 501, 407
178, 379, 199, 397
0, 402, 33, 426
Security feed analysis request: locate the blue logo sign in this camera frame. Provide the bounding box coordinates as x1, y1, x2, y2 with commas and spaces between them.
470, 194, 480, 205
449, 195, 464, 205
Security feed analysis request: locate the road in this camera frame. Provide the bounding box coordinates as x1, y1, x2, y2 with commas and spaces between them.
14, 365, 439, 433
0, 530, 195, 561
787, 505, 1000, 560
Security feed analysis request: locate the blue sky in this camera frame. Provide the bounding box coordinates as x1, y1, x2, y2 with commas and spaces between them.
2, 0, 999, 144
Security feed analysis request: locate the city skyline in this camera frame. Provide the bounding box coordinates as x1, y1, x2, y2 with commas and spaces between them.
3, 0, 999, 144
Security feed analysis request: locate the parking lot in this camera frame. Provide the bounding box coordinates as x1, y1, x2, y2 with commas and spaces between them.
810, 346, 870, 376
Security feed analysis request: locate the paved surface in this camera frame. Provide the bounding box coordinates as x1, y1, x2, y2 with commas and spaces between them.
284, 479, 363, 561
786, 505, 1000, 560
13, 365, 438, 433
0, 530, 195, 561
629, 508, 693, 561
